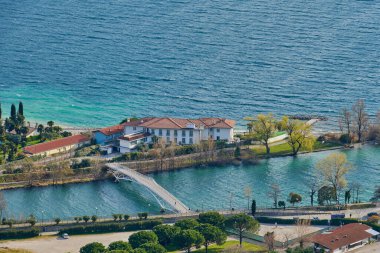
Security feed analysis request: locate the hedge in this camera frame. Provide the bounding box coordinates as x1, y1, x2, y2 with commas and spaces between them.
59, 219, 162, 235
0, 228, 40, 240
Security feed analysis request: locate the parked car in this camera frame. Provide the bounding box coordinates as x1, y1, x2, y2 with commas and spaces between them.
367, 212, 378, 217
62, 233, 69, 239
331, 214, 345, 219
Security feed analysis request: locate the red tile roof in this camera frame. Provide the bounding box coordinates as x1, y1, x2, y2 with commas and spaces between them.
130, 117, 235, 129
311, 223, 373, 251
23, 135, 90, 155
96, 124, 125, 136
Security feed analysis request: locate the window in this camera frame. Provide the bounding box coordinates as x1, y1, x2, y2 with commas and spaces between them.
217, 128, 220, 133
217, 136, 220, 141
166, 130, 170, 136
174, 137, 178, 143
143, 137, 147, 142
151, 129, 155, 135
133, 127, 137, 131
174, 130, 178, 136
182, 130, 186, 137
159, 129, 162, 136
166, 137, 170, 143
182, 138, 186, 144
189, 130, 193, 137
189, 138, 193, 144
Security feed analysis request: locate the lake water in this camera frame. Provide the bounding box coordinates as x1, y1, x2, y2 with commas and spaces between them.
1, 0, 380, 128
2, 146, 379, 220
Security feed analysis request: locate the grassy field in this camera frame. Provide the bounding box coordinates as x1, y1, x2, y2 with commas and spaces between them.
253, 141, 342, 157
192, 241, 266, 253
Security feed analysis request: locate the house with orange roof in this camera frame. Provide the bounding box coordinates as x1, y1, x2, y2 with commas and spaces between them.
311, 223, 379, 253
118, 117, 235, 153
23, 134, 91, 157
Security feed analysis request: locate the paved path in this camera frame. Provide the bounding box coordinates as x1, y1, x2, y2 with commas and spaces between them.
107, 163, 191, 214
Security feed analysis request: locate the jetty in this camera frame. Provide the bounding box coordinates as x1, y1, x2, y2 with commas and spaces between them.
106, 163, 190, 214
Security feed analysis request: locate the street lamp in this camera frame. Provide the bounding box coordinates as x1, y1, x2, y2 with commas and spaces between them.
41, 210, 45, 226
95, 207, 98, 216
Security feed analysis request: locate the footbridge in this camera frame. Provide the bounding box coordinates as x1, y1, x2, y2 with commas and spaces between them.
106, 163, 191, 214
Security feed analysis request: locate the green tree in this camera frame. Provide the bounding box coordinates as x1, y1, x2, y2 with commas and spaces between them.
251, 200, 257, 216
139, 242, 167, 253
108, 241, 133, 251
196, 224, 226, 253
280, 117, 316, 155
278, 200, 286, 209
80, 242, 105, 253
18, 101, 24, 116
250, 114, 277, 154
316, 153, 352, 204
83, 215, 90, 223
152, 224, 180, 246
175, 218, 200, 230
54, 218, 61, 225
175, 229, 205, 253
129, 231, 158, 249
10, 104, 16, 121
288, 193, 302, 206
91, 215, 97, 223
317, 186, 336, 205
198, 212, 225, 229
225, 214, 260, 247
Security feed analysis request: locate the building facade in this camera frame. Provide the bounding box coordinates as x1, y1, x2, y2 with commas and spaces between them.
93, 117, 235, 154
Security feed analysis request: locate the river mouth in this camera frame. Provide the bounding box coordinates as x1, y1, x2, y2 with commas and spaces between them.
2, 145, 379, 220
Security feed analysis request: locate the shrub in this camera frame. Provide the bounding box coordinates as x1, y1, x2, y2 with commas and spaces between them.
55, 218, 61, 225
139, 242, 167, 253
129, 231, 158, 249
83, 216, 90, 223
108, 241, 132, 251
80, 242, 105, 253
59, 220, 162, 235
0, 228, 40, 240
138, 212, 148, 220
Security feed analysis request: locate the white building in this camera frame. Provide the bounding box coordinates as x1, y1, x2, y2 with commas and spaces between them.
118, 117, 235, 153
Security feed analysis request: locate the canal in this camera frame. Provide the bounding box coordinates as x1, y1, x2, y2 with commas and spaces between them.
2, 145, 379, 220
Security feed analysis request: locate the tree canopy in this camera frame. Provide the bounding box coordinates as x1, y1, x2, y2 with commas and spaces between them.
225, 214, 260, 246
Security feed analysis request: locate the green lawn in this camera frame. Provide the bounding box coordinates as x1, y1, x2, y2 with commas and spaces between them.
192, 241, 266, 253
253, 141, 342, 157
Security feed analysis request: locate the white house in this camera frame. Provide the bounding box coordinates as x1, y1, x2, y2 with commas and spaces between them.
118, 117, 235, 153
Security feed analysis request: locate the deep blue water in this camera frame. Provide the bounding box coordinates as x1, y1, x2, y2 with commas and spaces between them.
1, 0, 380, 128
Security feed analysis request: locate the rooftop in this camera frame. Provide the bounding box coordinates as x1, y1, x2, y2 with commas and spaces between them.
119, 132, 150, 142
95, 124, 126, 136
311, 223, 376, 251
125, 117, 235, 129
23, 135, 90, 155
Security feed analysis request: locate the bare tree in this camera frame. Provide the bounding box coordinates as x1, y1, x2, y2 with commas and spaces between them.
295, 219, 312, 248
352, 99, 369, 143
316, 153, 353, 204
305, 173, 320, 206
264, 231, 275, 251
244, 186, 252, 211
351, 182, 362, 203
268, 184, 281, 208
22, 157, 37, 186
338, 108, 352, 143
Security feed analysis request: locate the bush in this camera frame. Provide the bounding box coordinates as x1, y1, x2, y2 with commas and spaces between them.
108, 241, 132, 251
138, 212, 148, 220
0, 228, 40, 240
59, 220, 162, 235
80, 242, 105, 253
129, 231, 158, 249
139, 242, 167, 253
55, 218, 61, 225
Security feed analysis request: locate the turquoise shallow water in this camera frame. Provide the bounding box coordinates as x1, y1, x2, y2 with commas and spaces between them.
1, 1, 380, 127
2, 146, 379, 220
